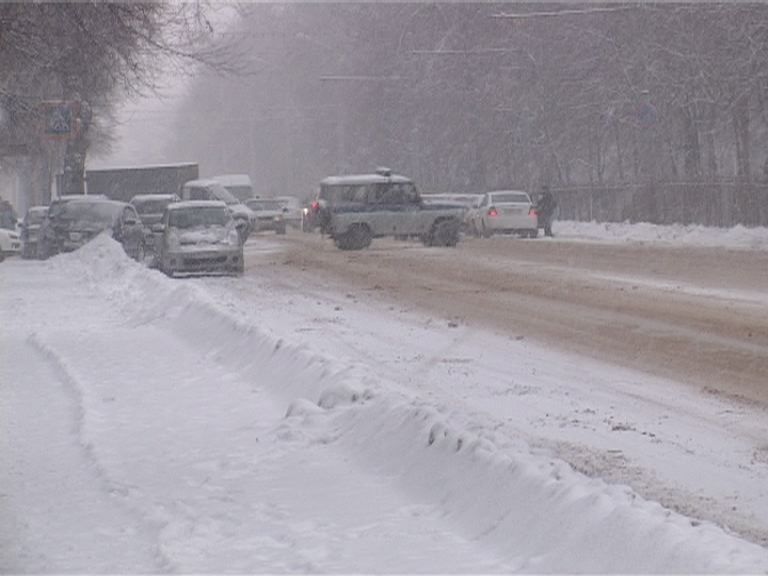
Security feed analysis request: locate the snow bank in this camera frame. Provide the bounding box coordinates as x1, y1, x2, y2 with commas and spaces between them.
557, 220, 768, 250
49, 236, 768, 572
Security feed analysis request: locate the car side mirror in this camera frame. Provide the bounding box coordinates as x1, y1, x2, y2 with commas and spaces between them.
123, 218, 138, 227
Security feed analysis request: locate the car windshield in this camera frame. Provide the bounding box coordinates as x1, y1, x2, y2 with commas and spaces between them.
184, 183, 239, 205
210, 184, 239, 205
59, 201, 120, 226
247, 200, 282, 211
168, 207, 230, 229
133, 198, 174, 215
491, 192, 530, 204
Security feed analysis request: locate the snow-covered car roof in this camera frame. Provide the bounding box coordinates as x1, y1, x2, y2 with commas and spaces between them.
130, 194, 179, 203
63, 197, 128, 208
167, 200, 228, 211
320, 174, 413, 186
51, 194, 108, 203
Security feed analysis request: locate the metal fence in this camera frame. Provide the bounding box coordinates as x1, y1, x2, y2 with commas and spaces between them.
552, 181, 768, 228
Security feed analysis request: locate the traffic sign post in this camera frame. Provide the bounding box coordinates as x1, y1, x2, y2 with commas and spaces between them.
41, 100, 80, 139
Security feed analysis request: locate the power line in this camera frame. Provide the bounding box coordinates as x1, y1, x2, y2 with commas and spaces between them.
491, 6, 638, 20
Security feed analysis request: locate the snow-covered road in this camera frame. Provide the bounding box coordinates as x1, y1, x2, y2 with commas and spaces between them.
2, 224, 768, 572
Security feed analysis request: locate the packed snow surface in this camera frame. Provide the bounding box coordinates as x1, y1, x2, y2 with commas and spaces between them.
1, 221, 768, 572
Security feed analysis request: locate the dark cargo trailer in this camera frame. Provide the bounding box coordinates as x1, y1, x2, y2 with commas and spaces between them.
82, 163, 199, 203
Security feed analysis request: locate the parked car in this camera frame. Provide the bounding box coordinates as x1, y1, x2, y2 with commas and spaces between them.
466, 190, 539, 238
130, 193, 180, 252
20, 206, 48, 259
274, 196, 303, 229
0, 227, 21, 262
245, 198, 287, 234
157, 200, 244, 277
180, 179, 255, 242
45, 197, 147, 259
37, 195, 108, 259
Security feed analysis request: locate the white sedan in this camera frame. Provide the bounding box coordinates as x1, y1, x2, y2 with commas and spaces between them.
467, 190, 539, 238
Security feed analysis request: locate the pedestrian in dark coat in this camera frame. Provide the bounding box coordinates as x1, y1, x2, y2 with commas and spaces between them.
537, 186, 557, 237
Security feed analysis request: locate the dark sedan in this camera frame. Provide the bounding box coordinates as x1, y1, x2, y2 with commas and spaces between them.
48, 197, 147, 260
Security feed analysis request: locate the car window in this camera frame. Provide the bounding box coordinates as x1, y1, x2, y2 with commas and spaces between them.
133, 198, 175, 215
59, 202, 121, 226
185, 186, 210, 201
209, 183, 239, 205
492, 192, 531, 204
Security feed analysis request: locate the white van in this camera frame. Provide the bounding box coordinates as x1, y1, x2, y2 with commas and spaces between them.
181, 179, 255, 241
210, 174, 254, 202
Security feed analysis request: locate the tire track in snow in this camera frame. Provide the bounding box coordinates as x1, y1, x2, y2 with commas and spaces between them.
26, 332, 176, 573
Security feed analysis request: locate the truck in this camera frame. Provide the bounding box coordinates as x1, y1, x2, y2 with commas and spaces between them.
316, 168, 464, 250
82, 162, 199, 203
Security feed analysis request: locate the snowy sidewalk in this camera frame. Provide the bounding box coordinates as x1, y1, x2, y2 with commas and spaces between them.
0, 251, 505, 573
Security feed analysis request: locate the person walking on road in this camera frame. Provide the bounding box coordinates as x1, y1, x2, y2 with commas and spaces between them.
536, 186, 558, 237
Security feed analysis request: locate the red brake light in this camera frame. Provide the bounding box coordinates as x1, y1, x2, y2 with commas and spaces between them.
529, 208, 538, 217
488, 206, 498, 217
311, 201, 320, 212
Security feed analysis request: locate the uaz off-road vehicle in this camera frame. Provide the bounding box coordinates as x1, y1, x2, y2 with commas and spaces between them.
315, 168, 464, 250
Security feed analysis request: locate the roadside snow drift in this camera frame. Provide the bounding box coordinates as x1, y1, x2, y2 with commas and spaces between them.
2, 234, 767, 573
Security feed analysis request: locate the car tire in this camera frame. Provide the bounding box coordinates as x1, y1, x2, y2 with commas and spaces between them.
337, 224, 371, 250
528, 229, 538, 239
429, 218, 460, 247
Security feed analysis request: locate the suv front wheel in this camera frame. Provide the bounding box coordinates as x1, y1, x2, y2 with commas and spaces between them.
423, 218, 460, 247
335, 223, 372, 250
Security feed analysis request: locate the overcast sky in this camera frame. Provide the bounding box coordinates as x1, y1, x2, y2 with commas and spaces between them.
89, 3, 239, 169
